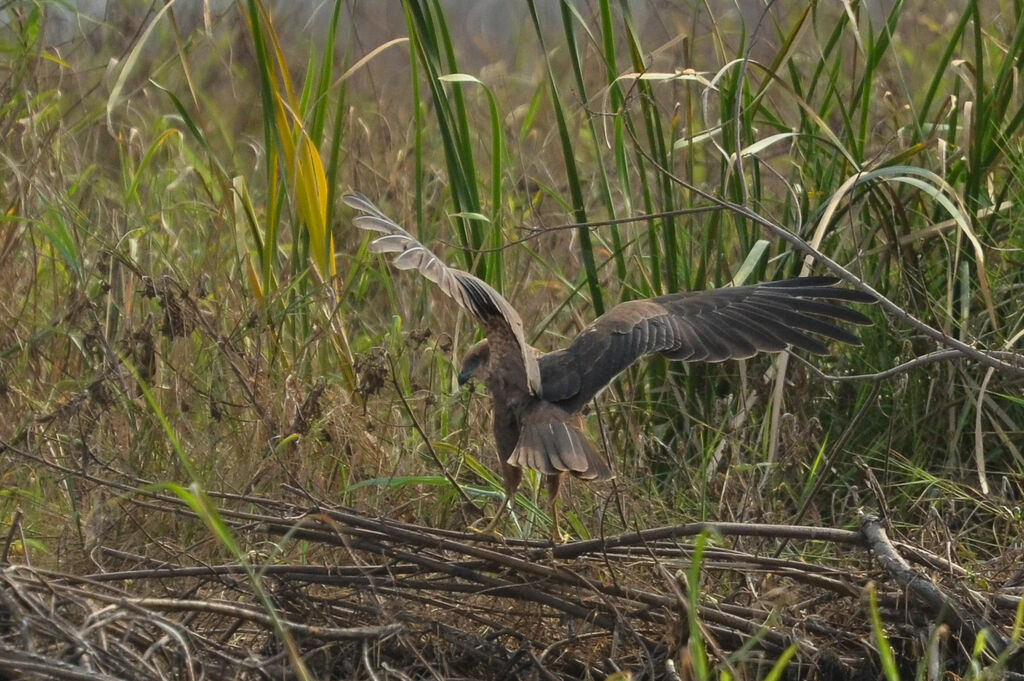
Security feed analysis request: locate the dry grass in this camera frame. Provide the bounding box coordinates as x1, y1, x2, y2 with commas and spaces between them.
2, 1, 1023, 678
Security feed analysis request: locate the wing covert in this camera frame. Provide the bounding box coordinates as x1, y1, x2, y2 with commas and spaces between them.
540, 277, 875, 411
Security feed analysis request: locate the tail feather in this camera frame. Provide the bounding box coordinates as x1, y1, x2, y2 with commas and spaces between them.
509, 406, 614, 481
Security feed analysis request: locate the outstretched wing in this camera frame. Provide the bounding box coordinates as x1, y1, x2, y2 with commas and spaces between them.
538, 277, 875, 412
344, 192, 541, 395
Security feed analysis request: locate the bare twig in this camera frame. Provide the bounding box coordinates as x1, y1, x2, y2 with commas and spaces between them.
385, 351, 480, 513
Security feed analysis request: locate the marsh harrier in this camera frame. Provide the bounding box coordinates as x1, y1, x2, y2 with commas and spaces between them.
345, 193, 875, 541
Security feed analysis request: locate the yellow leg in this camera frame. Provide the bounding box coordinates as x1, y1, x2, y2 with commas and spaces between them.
468, 493, 511, 538
545, 473, 571, 543
550, 496, 571, 544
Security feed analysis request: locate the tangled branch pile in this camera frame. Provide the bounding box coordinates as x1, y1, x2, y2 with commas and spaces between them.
2, 494, 1021, 680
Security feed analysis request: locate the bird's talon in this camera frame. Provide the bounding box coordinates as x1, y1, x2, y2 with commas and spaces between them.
467, 515, 505, 540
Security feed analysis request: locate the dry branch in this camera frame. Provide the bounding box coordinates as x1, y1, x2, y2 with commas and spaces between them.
3, 463, 1021, 679
858, 511, 1011, 657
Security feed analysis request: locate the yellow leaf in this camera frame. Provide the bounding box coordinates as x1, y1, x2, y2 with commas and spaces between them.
246, 256, 263, 301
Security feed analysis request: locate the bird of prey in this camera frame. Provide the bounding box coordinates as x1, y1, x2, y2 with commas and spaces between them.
345, 193, 876, 541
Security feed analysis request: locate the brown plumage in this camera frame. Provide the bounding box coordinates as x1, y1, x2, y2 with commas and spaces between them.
346, 193, 876, 540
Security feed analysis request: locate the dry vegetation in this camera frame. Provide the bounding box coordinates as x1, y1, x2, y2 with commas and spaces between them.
1, 1, 1023, 679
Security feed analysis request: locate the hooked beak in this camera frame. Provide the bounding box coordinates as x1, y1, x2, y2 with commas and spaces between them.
456, 340, 488, 391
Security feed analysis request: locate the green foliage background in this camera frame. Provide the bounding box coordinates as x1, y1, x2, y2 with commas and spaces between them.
1, 0, 1021, 585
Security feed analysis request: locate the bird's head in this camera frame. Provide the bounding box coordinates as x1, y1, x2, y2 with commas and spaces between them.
457, 339, 490, 387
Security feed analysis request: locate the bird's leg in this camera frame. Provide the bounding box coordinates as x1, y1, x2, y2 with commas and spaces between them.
547, 473, 571, 544
471, 493, 511, 537
469, 462, 521, 538
550, 497, 566, 545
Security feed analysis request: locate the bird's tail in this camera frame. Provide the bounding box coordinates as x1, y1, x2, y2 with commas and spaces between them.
509, 405, 614, 481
